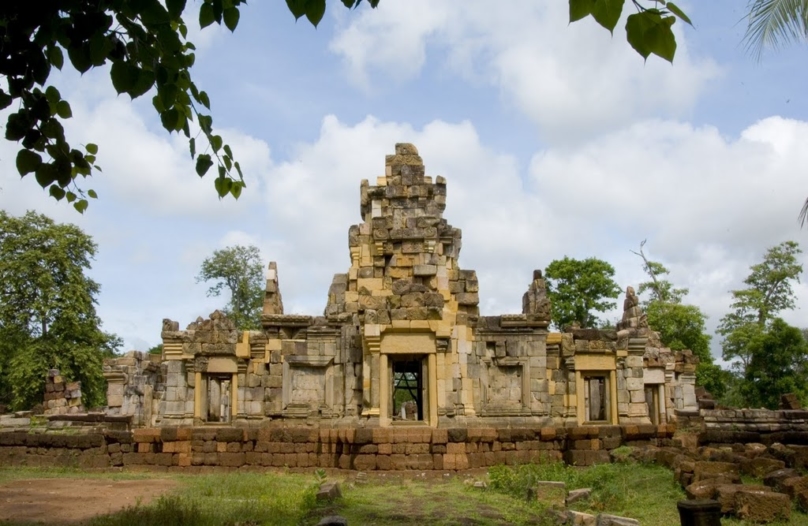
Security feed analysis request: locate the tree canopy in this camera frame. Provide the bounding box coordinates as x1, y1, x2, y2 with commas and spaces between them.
197, 245, 264, 331
631, 241, 726, 396
0, 211, 119, 409
718, 240, 803, 374
545, 257, 621, 329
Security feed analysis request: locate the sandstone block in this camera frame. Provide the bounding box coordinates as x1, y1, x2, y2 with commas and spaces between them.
735, 489, 790, 523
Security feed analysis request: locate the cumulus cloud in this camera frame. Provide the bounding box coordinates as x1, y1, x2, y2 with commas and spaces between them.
329, 1, 720, 143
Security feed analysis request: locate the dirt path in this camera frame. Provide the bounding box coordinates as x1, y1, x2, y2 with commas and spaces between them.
0, 478, 178, 524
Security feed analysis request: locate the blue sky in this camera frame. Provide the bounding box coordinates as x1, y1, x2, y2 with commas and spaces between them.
1, 1, 807, 366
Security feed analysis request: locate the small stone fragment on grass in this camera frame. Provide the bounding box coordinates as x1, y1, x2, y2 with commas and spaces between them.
473, 481, 487, 489
316, 482, 341, 501
317, 516, 348, 526
566, 488, 592, 505
595, 514, 640, 526
567, 510, 596, 525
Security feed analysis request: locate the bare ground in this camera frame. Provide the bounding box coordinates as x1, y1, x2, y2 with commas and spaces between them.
0, 478, 178, 524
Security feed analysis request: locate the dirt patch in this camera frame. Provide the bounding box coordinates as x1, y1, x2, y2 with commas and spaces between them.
0, 478, 178, 524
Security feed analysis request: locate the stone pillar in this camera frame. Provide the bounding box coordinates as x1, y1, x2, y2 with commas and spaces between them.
428, 353, 438, 427
379, 353, 389, 426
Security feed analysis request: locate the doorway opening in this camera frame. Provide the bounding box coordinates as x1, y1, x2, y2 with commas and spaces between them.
391, 355, 426, 422
645, 385, 660, 425
203, 375, 231, 423
583, 375, 610, 423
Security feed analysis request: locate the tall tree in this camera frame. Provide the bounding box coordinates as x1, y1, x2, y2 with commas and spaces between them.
544, 257, 621, 329
632, 241, 725, 396
741, 317, 808, 409
718, 241, 803, 374
0, 211, 119, 409
197, 245, 264, 331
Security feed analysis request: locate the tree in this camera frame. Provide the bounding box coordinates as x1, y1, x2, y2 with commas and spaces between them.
0, 211, 119, 409
631, 241, 725, 396
745, 0, 808, 58
718, 241, 803, 374
544, 257, 621, 329
197, 245, 264, 331
741, 317, 808, 409
0, 0, 381, 210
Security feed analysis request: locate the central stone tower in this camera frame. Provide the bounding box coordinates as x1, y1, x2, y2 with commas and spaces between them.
324, 143, 480, 426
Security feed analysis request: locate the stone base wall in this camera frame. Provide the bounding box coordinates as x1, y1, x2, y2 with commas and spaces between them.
0, 424, 675, 471
699, 409, 808, 446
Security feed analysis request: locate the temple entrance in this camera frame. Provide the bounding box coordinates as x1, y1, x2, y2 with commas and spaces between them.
645, 385, 660, 425
203, 375, 231, 423
583, 375, 609, 423
391, 355, 426, 422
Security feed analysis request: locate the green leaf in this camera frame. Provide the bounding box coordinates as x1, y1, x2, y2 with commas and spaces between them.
569, 0, 594, 23
110, 61, 139, 94
224, 144, 233, 158
130, 70, 156, 98
211, 135, 223, 152
88, 189, 98, 199
189, 137, 196, 158
34, 163, 57, 188
666, 2, 692, 26
49, 185, 66, 200
224, 7, 240, 31
196, 154, 214, 176
199, 91, 211, 109
74, 199, 89, 214
45, 86, 61, 104
167, 0, 187, 19
230, 181, 243, 199
591, 0, 625, 33
56, 101, 72, 119
16, 150, 42, 176
200, 3, 216, 28
66, 191, 77, 203
341, 0, 356, 7
48, 46, 64, 70
89, 34, 113, 67
86, 143, 98, 155
234, 161, 243, 179
67, 45, 92, 74
160, 108, 182, 131
0, 90, 11, 110
625, 12, 653, 59
286, 0, 307, 20
306, 0, 326, 26
214, 176, 232, 197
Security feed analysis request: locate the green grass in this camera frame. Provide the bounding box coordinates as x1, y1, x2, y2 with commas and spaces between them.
4, 460, 808, 525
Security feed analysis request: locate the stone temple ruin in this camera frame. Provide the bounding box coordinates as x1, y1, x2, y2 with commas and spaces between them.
104, 143, 699, 429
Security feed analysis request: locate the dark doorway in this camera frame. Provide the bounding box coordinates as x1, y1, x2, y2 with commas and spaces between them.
392, 356, 425, 421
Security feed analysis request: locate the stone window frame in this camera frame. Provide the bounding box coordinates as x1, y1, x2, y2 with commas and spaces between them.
281, 355, 334, 418
478, 356, 531, 417
643, 367, 667, 424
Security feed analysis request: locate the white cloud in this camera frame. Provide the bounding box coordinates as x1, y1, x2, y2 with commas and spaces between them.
330, 1, 720, 143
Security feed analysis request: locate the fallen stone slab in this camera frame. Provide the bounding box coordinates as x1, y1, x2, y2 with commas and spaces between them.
316, 482, 342, 501
567, 510, 596, 526
763, 468, 799, 490
735, 489, 791, 523
567, 488, 592, 505
715, 484, 770, 514
596, 514, 640, 525
685, 480, 720, 500
693, 461, 741, 484
741, 457, 786, 478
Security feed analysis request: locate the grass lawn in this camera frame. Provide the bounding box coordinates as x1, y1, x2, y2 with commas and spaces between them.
2, 460, 808, 525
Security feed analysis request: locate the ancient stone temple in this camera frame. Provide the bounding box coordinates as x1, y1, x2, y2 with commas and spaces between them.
104, 144, 698, 429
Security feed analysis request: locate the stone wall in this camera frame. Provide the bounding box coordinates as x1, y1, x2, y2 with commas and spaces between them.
43, 369, 82, 415
0, 424, 675, 471
698, 408, 808, 446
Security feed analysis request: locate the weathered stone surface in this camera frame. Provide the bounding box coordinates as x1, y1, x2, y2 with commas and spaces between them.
735, 490, 790, 523
596, 514, 640, 526
316, 482, 342, 501
567, 510, 596, 526
715, 484, 770, 514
